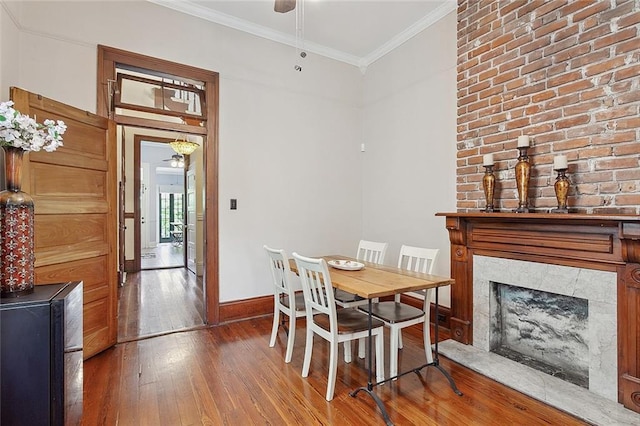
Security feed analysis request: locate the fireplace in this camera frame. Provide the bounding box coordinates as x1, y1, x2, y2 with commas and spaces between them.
491, 282, 589, 389
437, 212, 640, 418
474, 255, 617, 400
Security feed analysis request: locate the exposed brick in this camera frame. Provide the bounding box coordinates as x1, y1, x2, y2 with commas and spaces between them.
591, 131, 637, 145
545, 93, 580, 109
615, 64, 640, 82
615, 37, 640, 55
554, 24, 579, 42
578, 24, 611, 44
615, 194, 640, 205
617, 117, 640, 130
567, 50, 610, 70
616, 169, 640, 181
532, 90, 556, 103
566, 124, 607, 138
594, 105, 637, 122
558, 80, 596, 96
577, 146, 613, 159
573, 1, 610, 22
547, 70, 582, 88
457, 0, 639, 212
595, 157, 639, 170
593, 27, 637, 50
613, 143, 640, 156
618, 11, 640, 28
600, 182, 622, 193
552, 137, 591, 151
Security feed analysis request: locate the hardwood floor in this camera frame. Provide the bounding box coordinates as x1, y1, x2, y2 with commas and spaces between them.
117, 268, 204, 342
83, 315, 590, 425
141, 243, 184, 269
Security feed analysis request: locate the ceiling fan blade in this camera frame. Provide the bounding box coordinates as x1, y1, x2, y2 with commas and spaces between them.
274, 0, 295, 13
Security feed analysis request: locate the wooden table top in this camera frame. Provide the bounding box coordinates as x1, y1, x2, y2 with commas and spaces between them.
289, 254, 454, 299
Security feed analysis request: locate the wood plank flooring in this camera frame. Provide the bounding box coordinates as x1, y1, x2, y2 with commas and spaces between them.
117, 269, 204, 342
83, 314, 590, 425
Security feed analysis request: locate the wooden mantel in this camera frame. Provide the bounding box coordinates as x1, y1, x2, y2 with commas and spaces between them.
437, 212, 640, 413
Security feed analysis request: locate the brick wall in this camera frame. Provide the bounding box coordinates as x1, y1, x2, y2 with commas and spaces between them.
456, 0, 640, 213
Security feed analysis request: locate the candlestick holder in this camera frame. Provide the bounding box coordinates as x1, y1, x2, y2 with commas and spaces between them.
482, 165, 496, 212
514, 146, 531, 213
551, 168, 569, 213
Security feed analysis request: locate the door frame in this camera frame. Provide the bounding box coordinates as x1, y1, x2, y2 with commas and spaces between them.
97, 45, 220, 325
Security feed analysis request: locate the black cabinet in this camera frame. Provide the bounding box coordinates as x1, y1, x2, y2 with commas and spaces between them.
1, 282, 83, 425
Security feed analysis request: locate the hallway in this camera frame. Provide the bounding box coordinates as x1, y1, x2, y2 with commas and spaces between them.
117, 268, 204, 342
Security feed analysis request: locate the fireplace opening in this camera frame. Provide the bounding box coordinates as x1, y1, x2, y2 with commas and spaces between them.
489, 282, 589, 389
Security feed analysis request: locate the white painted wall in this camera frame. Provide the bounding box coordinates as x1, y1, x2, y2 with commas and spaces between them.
2, 1, 457, 306
7, 1, 364, 302
0, 1, 20, 100
362, 12, 457, 306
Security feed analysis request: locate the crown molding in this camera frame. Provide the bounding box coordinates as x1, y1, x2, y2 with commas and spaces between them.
148, 0, 454, 70
360, 1, 457, 68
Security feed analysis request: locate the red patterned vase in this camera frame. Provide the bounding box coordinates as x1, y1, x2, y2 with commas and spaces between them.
0, 145, 35, 297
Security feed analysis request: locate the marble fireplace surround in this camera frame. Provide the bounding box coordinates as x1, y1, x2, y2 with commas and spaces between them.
473, 255, 617, 400
436, 212, 640, 419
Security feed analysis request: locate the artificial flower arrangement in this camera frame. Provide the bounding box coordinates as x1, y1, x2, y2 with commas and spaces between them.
0, 101, 66, 152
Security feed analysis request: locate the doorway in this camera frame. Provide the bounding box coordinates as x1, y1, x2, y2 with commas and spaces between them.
140, 140, 186, 270
98, 45, 219, 342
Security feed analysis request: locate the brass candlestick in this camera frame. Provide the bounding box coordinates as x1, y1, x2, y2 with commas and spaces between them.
551, 168, 569, 213
482, 165, 496, 212
514, 146, 531, 213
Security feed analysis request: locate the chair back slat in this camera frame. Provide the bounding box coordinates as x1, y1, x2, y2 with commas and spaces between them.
264, 245, 294, 299
397, 245, 439, 274
357, 240, 388, 265
293, 253, 335, 318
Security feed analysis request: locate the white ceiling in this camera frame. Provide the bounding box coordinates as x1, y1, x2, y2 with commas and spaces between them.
149, 0, 456, 69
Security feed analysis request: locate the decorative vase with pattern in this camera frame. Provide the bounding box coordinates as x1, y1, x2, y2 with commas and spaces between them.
0, 145, 35, 297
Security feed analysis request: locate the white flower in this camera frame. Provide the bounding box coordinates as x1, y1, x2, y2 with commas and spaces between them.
0, 101, 66, 152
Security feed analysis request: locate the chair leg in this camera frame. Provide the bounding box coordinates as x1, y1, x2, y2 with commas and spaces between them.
398, 329, 404, 349
343, 340, 352, 363
269, 305, 280, 348
284, 314, 295, 363
358, 337, 365, 359
423, 319, 434, 364
375, 330, 384, 382
326, 340, 339, 401
389, 327, 400, 380
302, 325, 314, 378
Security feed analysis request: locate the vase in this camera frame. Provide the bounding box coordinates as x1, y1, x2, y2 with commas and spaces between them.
0, 146, 35, 297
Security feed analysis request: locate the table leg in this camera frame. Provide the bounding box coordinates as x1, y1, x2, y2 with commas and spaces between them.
350, 299, 393, 426
421, 287, 463, 395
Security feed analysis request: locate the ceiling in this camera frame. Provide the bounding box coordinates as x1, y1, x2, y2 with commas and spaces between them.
149, 0, 456, 69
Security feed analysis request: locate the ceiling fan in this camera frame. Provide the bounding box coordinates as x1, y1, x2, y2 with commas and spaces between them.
274, 0, 296, 13
163, 153, 185, 168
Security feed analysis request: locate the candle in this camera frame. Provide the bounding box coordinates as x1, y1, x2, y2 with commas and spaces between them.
517, 135, 530, 147
554, 155, 568, 170
483, 153, 494, 166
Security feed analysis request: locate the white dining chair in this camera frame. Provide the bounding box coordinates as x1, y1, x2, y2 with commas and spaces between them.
264, 245, 307, 363
334, 239, 388, 309
293, 252, 385, 401
361, 245, 439, 379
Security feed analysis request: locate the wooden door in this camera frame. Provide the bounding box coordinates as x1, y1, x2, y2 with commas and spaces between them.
12, 87, 118, 359
186, 169, 197, 274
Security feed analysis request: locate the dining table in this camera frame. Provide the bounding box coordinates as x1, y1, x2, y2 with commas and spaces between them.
290, 254, 462, 425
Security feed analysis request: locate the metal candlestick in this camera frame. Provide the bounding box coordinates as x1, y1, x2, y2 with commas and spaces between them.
514, 146, 531, 213
551, 168, 569, 213
482, 165, 496, 212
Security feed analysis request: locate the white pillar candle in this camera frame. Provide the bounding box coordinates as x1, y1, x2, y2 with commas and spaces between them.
517, 135, 530, 147
483, 153, 494, 166
554, 155, 568, 170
